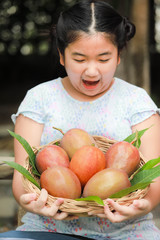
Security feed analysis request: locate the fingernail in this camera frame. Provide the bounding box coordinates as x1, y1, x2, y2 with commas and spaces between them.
59, 198, 64, 202
107, 198, 112, 202
133, 200, 138, 206
56, 198, 64, 204
42, 188, 47, 193
30, 193, 36, 200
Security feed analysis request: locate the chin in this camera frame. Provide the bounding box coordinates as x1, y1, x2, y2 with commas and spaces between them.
87, 92, 99, 96
84, 91, 101, 97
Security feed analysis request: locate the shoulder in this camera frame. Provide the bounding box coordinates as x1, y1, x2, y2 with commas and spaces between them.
12, 78, 62, 124
113, 78, 158, 124
114, 78, 146, 94
24, 77, 63, 103
28, 77, 62, 93
114, 78, 156, 105
19, 77, 62, 111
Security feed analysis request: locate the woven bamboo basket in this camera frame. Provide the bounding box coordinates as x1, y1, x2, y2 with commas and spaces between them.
23, 135, 149, 216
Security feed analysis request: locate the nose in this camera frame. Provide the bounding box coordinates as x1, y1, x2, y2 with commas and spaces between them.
85, 62, 99, 77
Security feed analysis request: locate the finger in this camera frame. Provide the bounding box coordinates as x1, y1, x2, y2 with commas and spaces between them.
35, 188, 48, 209
95, 213, 107, 218
103, 203, 129, 222
88, 209, 107, 218
50, 198, 64, 213
88, 210, 104, 216
41, 198, 64, 217
132, 199, 149, 210
64, 215, 79, 221
53, 212, 69, 220
20, 193, 37, 205
106, 199, 134, 215
103, 202, 117, 219
54, 198, 64, 206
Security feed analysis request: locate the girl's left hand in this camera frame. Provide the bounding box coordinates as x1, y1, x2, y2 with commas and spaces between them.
88, 198, 152, 222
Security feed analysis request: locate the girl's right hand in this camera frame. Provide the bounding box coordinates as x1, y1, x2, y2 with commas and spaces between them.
19, 188, 69, 220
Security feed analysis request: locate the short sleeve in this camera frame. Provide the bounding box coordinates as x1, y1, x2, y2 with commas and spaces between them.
157, 108, 160, 115
11, 86, 45, 124
128, 88, 158, 126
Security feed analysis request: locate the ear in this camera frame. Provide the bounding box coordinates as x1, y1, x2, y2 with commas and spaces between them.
58, 50, 65, 66
117, 56, 121, 65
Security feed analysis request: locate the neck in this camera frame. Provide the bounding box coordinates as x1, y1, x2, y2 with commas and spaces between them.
61, 77, 114, 102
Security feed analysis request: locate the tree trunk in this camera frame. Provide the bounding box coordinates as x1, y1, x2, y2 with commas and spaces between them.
115, 0, 150, 94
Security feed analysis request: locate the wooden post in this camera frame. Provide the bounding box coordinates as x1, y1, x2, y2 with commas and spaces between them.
116, 0, 150, 94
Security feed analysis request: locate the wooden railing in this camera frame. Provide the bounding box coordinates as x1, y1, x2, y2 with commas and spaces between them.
0, 156, 25, 227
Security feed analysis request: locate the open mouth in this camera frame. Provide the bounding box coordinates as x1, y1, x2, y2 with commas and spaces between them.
82, 80, 100, 86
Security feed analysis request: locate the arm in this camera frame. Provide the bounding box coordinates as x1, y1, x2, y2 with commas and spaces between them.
93, 113, 160, 222
13, 114, 44, 202
132, 113, 160, 210
12, 114, 69, 220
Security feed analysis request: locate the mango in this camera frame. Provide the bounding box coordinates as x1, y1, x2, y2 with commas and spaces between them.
105, 141, 140, 176
70, 145, 106, 186
60, 128, 96, 159
40, 166, 81, 199
83, 168, 131, 199
36, 145, 70, 174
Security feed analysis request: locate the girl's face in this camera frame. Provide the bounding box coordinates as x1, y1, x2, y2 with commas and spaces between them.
59, 33, 120, 98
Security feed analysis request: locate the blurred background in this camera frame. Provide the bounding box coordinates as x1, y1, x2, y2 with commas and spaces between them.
0, 0, 160, 233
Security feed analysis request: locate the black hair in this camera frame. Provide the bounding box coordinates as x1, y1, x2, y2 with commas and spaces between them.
51, 0, 136, 55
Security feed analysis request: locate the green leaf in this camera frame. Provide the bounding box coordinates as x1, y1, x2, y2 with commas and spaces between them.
8, 130, 40, 177
124, 127, 150, 148
131, 165, 160, 186
109, 182, 151, 198
76, 196, 104, 206
133, 137, 141, 149
3, 161, 41, 189
139, 157, 160, 172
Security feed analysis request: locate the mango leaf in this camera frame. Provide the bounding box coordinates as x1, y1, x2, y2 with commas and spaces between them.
76, 196, 104, 206
134, 137, 141, 149
131, 165, 160, 186
8, 130, 40, 177
124, 127, 150, 148
3, 161, 41, 189
109, 182, 151, 198
139, 157, 160, 172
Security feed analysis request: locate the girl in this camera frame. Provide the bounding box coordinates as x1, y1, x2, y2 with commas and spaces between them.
12, 0, 160, 239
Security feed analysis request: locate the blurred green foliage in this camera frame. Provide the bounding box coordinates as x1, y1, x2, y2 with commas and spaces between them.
0, 0, 76, 56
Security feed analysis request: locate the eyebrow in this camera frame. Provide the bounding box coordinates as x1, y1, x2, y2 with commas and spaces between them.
98, 52, 112, 56
72, 52, 85, 57
71, 51, 112, 57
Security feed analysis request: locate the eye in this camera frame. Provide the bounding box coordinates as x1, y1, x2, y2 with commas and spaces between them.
74, 59, 85, 62
99, 59, 110, 63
